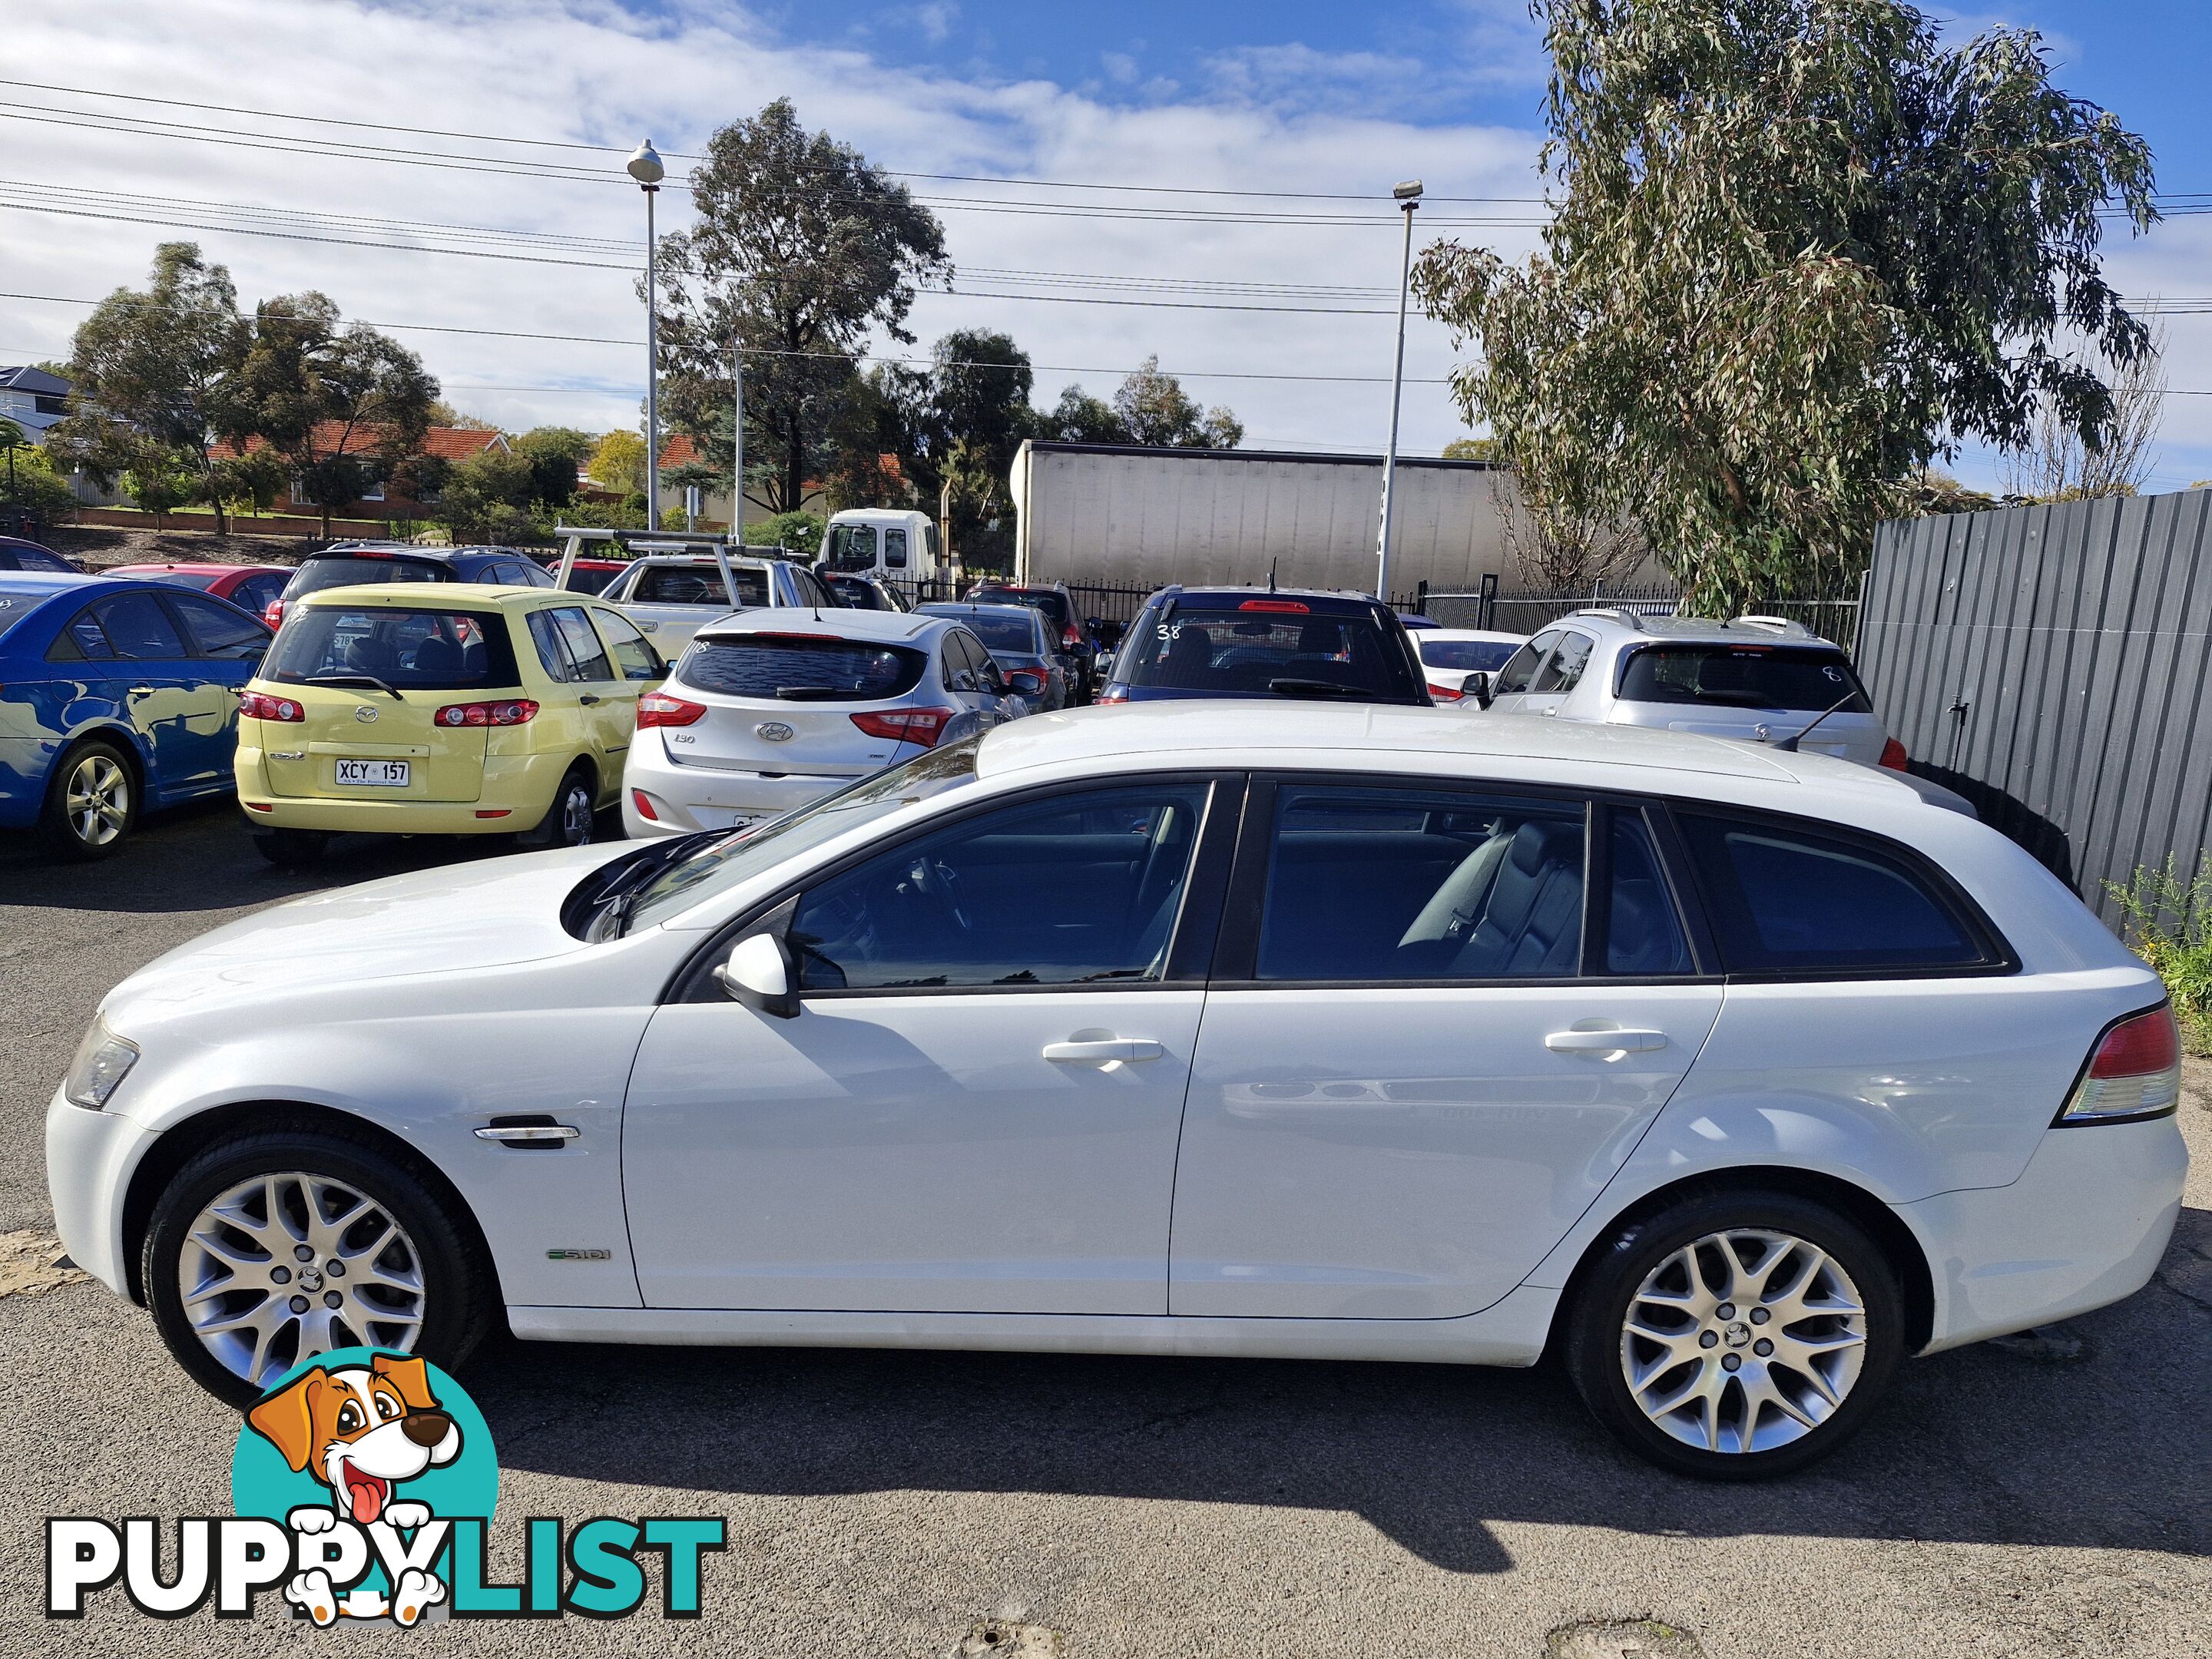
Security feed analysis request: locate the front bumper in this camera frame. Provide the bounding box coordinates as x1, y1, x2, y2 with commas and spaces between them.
1899, 1112, 2187, 1353
46, 1088, 157, 1298
236, 743, 570, 836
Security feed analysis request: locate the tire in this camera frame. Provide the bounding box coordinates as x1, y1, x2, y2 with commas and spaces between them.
516, 763, 595, 850
1563, 1188, 1904, 1479
253, 828, 329, 867
38, 737, 137, 860
144, 1128, 496, 1407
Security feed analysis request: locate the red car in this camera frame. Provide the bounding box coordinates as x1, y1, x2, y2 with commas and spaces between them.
102, 562, 293, 619
549, 557, 631, 596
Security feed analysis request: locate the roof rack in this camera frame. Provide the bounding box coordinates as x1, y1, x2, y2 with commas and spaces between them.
1732, 614, 1815, 638
1571, 607, 1646, 631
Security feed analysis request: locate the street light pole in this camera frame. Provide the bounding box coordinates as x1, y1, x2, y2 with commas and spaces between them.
1375, 179, 1423, 605
628, 139, 666, 531
731, 339, 744, 544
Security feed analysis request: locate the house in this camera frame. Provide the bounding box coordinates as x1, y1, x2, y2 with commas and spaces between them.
0, 366, 71, 445
207, 422, 511, 518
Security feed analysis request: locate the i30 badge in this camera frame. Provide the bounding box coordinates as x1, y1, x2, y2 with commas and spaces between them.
355, 706, 380, 724
756, 721, 794, 742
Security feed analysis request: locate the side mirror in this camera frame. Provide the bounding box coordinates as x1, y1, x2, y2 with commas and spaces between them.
1466, 671, 1494, 710
714, 932, 800, 1018
1096, 651, 1115, 680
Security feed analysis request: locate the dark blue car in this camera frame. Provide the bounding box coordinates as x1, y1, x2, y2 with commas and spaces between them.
0, 574, 272, 858
1095, 586, 1431, 707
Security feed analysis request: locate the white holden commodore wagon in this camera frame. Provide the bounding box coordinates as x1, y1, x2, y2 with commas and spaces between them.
48, 704, 2186, 1476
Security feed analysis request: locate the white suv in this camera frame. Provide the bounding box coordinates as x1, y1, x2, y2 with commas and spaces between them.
49, 704, 2185, 1477
1474, 611, 1906, 770
621, 607, 1023, 836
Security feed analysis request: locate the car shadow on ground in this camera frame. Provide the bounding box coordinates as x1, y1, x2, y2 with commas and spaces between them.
480, 1207, 2212, 1575
0, 795, 627, 912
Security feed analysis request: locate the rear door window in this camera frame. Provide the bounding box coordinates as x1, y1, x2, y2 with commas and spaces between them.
1678, 812, 1992, 974
267, 606, 521, 690
677, 634, 926, 700
1619, 646, 1869, 713
91, 592, 189, 660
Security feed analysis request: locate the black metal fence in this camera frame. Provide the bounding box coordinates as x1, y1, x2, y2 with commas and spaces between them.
1857, 488, 2212, 925
1418, 578, 1865, 654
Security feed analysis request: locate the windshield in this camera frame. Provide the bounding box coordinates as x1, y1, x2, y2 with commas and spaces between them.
1421, 639, 1520, 673
267, 606, 521, 690
290, 555, 452, 597
823, 524, 879, 571
677, 634, 926, 700
1118, 605, 1421, 700
625, 738, 982, 932
561, 565, 624, 595
622, 565, 770, 607
1618, 645, 1871, 713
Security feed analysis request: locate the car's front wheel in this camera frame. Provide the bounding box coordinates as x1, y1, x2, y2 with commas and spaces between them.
144, 1128, 495, 1406
1564, 1189, 1904, 1479
38, 737, 137, 860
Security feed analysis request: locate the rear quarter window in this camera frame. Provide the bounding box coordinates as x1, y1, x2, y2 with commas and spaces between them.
677, 634, 926, 700
1679, 811, 1998, 975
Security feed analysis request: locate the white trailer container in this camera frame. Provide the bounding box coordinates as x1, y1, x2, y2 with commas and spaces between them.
1008, 440, 1531, 600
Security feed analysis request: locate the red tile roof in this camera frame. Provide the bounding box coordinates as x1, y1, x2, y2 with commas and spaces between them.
207, 423, 508, 462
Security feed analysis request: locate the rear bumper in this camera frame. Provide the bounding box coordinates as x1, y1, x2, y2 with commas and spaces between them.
622, 733, 885, 837
1899, 1112, 2187, 1353
237, 743, 571, 835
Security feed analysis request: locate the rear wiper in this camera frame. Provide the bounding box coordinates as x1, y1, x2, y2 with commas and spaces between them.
1267, 677, 1357, 697
306, 673, 404, 700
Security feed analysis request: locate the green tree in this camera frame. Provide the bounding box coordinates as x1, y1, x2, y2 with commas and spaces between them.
1111, 356, 1242, 449
207, 449, 292, 518
656, 98, 950, 517
515, 426, 594, 511
1038, 385, 1129, 445
1412, 0, 2157, 614
434, 449, 541, 544
865, 330, 1037, 556
221, 292, 439, 535
587, 430, 647, 496
50, 243, 246, 531
1441, 437, 1498, 462
0, 420, 79, 518
742, 509, 824, 552
121, 442, 196, 528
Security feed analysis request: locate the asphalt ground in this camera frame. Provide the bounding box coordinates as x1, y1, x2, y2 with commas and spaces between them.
2, 800, 2207, 1658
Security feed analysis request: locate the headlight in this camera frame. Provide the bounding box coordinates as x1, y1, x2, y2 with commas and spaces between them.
64, 1018, 139, 1110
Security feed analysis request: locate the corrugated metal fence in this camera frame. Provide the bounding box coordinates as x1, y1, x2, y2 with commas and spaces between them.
1858, 488, 2212, 924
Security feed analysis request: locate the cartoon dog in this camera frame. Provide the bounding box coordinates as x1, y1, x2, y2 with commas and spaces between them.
245, 1353, 462, 1627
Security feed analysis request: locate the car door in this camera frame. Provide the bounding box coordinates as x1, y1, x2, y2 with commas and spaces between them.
1518, 626, 1595, 720
1167, 776, 1723, 1320
83, 591, 217, 798
166, 592, 272, 791
542, 604, 633, 765
1482, 629, 1559, 717
621, 777, 1233, 1313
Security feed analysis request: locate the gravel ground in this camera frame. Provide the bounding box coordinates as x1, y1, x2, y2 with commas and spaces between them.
2, 801, 2207, 1658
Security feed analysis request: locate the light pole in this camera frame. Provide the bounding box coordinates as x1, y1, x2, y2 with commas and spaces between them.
628, 138, 666, 531
731, 338, 743, 543
1374, 178, 1422, 605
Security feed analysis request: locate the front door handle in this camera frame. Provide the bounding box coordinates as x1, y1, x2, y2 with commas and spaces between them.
1043, 1038, 1164, 1064
474, 1122, 581, 1145
1545, 1028, 1669, 1054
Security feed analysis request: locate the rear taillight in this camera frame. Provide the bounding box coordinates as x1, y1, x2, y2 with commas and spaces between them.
2058, 1005, 2181, 1124
635, 692, 706, 729
434, 699, 538, 727
1062, 624, 1082, 648
851, 707, 955, 747
1426, 683, 1463, 701
239, 691, 304, 722
1879, 737, 1909, 770
1094, 684, 1129, 704
262, 599, 284, 630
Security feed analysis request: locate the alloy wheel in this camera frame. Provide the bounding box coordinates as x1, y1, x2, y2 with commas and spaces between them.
177, 1172, 426, 1389
65, 752, 130, 847
1618, 1227, 1868, 1455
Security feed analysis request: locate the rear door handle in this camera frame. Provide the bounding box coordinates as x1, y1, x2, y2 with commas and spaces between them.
1043, 1038, 1164, 1063
1545, 1028, 1669, 1054
578, 694, 602, 705
129, 686, 157, 699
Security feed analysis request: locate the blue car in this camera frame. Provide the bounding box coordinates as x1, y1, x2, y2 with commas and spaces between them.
0, 574, 272, 858
1096, 586, 1431, 707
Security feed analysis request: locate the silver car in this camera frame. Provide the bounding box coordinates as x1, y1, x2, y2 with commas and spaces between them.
1470, 611, 1907, 770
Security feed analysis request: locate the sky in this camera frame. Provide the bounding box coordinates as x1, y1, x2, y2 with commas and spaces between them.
2, 0, 2208, 492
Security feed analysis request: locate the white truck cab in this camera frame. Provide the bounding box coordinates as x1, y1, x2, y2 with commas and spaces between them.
820, 508, 944, 587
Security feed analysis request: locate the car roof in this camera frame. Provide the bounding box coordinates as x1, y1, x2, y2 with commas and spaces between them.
293, 583, 595, 611
624, 551, 785, 568
1153, 585, 1387, 614
1550, 610, 1841, 650
0, 571, 97, 601
919, 601, 1042, 622
695, 604, 944, 645
307, 544, 508, 565
104, 561, 289, 574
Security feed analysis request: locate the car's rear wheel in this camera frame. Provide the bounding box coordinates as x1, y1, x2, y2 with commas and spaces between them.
253, 828, 329, 867
1564, 1189, 1904, 1479
38, 738, 137, 860
144, 1128, 495, 1407
518, 763, 596, 849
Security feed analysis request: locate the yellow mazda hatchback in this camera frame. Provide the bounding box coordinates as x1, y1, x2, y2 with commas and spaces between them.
235, 584, 664, 864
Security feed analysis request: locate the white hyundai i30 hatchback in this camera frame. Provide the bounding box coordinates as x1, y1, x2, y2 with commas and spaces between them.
48, 703, 2186, 1476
